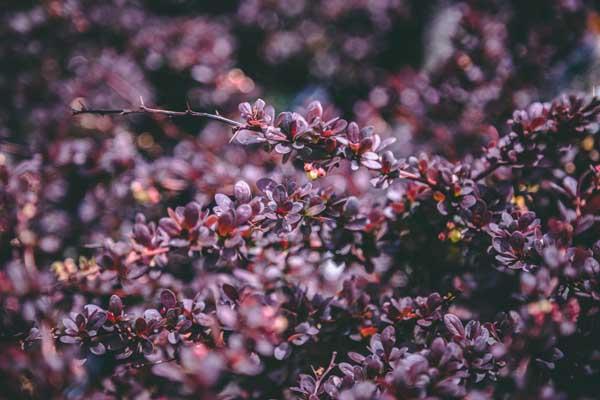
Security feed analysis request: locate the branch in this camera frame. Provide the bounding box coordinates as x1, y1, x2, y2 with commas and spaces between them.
71, 97, 244, 128
128, 357, 176, 369
311, 351, 337, 397
72, 98, 437, 189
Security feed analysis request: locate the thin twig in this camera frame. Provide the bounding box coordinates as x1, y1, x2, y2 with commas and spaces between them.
129, 357, 177, 369
311, 351, 337, 397
71, 97, 244, 128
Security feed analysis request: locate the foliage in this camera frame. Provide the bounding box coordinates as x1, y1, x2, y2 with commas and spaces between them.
1, 1, 600, 399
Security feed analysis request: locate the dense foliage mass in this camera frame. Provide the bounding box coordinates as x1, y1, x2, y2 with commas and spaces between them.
1, 1, 600, 399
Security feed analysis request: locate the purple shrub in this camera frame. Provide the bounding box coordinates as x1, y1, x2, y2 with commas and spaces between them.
1, 1, 600, 399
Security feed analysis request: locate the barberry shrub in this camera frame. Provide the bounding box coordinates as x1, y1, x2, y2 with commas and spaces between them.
3, 94, 598, 399
1, 2, 600, 400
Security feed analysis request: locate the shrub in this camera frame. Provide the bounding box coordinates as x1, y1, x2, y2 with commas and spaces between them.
1, 1, 599, 399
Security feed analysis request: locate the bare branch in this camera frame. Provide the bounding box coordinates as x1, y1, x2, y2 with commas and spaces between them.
71, 101, 244, 128
311, 351, 337, 397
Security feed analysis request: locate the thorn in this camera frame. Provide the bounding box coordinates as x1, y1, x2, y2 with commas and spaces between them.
139, 96, 145, 107
229, 128, 241, 143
